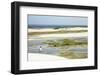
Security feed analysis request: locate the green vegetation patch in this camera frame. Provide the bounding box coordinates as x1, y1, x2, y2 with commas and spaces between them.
59, 50, 88, 59
44, 39, 87, 47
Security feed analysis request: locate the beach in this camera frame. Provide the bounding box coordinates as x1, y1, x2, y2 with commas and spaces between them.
28, 27, 88, 60
28, 27, 87, 32
36, 32, 87, 38
28, 53, 69, 61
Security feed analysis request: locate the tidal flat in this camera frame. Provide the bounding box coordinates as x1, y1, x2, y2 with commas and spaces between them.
28, 27, 88, 59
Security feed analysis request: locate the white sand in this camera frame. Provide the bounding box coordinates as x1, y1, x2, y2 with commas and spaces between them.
28, 53, 69, 61
28, 28, 59, 32
37, 32, 88, 38
28, 27, 87, 32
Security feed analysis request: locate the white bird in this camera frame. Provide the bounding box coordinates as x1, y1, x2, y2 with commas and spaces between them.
39, 46, 42, 52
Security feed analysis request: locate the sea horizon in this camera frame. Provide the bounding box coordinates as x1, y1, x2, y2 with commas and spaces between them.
28, 25, 87, 29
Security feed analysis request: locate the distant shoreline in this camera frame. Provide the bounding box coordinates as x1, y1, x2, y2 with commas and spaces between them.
28, 27, 87, 32
28, 25, 87, 29
28, 27, 88, 36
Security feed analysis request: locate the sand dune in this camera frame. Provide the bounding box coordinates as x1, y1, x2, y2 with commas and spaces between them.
28, 27, 87, 33
37, 32, 87, 38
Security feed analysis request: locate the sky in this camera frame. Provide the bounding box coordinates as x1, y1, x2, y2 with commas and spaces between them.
28, 15, 88, 26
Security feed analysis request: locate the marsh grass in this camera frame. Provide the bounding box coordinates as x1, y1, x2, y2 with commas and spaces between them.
44, 39, 87, 47
44, 39, 88, 59
59, 50, 88, 59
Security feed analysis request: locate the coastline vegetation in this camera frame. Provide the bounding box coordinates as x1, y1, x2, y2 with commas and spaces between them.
44, 39, 88, 59
44, 39, 87, 47
59, 50, 87, 59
